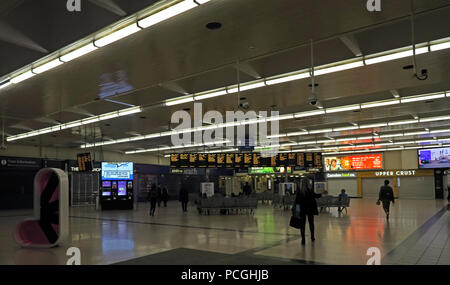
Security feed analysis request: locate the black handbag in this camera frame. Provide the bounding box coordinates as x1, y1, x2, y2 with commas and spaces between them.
289, 215, 301, 229
289, 204, 301, 229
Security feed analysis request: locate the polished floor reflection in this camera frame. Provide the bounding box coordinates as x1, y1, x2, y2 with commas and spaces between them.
0, 199, 448, 265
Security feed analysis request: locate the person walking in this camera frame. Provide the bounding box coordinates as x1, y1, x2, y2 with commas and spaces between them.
148, 183, 158, 216
377, 180, 395, 220
156, 184, 162, 208
243, 182, 251, 196
161, 185, 169, 207
294, 179, 322, 245
179, 186, 189, 212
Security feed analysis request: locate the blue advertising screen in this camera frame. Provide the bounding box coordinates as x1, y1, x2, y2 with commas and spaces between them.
418, 147, 450, 169
101, 162, 134, 180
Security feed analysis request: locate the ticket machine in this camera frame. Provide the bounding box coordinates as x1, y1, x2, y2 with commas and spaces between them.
116, 180, 133, 209
100, 162, 134, 210
100, 180, 115, 210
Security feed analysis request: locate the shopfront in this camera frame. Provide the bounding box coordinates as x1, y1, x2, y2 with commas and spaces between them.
358, 170, 435, 199
326, 172, 358, 197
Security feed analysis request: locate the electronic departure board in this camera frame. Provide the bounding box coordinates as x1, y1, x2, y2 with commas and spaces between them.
305, 153, 314, 168
198, 153, 207, 168
179, 153, 189, 168
208, 154, 217, 168
77, 153, 93, 171
278, 153, 288, 166
243, 153, 253, 167
226, 153, 234, 168
170, 152, 323, 169
216, 154, 226, 168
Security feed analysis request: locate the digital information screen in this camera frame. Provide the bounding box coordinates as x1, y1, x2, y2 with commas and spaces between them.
170, 154, 180, 168
118, 181, 127, 196
169, 152, 323, 169
101, 162, 134, 180
77, 153, 93, 171
216, 154, 226, 168
418, 147, 450, 169
323, 154, 383, 172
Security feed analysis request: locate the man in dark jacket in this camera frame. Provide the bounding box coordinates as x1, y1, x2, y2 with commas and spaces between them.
161, 186, 169, 207
243, 182, 251, 196
294, 179, 322, 245
156, 184, 162, 208
147, 183, 158, 216
179, 187, 189, 212
378, 180, 395, 220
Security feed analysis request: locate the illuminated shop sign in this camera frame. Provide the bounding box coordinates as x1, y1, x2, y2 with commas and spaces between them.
326, 172, 357, 178
375, 170, 417, 177
324, 154, 383, 172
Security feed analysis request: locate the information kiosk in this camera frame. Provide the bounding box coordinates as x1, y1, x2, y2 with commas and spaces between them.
100, 162, 134, 210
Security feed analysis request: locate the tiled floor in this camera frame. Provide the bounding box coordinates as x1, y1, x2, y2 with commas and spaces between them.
0, 199, 448, 265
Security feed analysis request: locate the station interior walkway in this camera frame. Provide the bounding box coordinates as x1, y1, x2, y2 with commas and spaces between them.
0, 199, 449, 265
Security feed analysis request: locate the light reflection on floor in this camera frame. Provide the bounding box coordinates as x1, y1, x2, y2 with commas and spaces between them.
0, 199, 446, 265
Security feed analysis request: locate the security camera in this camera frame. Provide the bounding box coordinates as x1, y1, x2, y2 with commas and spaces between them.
309, 99, 318, 106
239, 101, 250, 110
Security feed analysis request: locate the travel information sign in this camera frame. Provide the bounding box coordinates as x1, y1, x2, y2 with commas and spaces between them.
170, 152, 323, 169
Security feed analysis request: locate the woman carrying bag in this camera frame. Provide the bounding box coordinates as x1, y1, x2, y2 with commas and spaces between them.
290, 178, 322, 245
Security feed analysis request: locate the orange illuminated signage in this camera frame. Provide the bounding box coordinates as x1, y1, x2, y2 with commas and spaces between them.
324, 153, 383, 171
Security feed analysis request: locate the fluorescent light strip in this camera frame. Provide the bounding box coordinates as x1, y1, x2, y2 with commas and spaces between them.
314, 61, 364, 76
365, 47, 428, 65
10, 71, 35, 84
33, 59, 63, 74
125, 139, 229, 154
400, 93, 446, 103
95, 23, 141, 47
388, 119, 418, 126
194, 89, 227, 100
308, 128, 333, 134
0, 80, 11, 89
137, 0, 198, 28
7, 106, 142, 142
60, 43, 98, 62
227, 80, 266, 93
361, 99, 400, 109
265, 72, 309, 86
165, 96, 194, 106
294, 110, 325, 118
333, 126, 359, 132
325, 104, 360, 114
5, 36, 450, 141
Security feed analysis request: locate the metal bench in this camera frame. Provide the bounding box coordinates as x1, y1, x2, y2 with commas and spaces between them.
317, 196, 351, 214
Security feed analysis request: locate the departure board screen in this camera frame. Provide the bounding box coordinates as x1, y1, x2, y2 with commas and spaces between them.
226, 153, 234, 167
305, 153, 314, 167
207, 154, 217, 167
252, 153, 260, 167
197, 154, 207, 168
179, 154, 189, 168
235, 153, 243, 168
314, 153, 322, 168
297, 153, 305, 167
277, 153, 288, 166
243, 154, 253, 167
216, 154, 226, 168
169, 152, 323, 169
170, 154, 180, 168
77, 153, 93, 172
189, 153, 198, 168
288, 153, 297, 166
